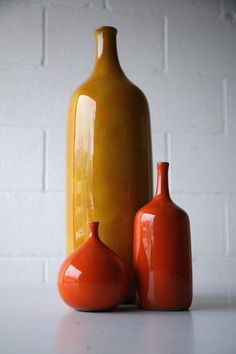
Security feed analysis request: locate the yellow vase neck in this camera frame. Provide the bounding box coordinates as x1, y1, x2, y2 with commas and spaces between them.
91, 26, 125, 77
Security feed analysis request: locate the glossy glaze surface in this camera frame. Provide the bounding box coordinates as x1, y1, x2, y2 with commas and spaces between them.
133, 162, 192, 310
58, 222, 128, 311
66, 26, 153, 302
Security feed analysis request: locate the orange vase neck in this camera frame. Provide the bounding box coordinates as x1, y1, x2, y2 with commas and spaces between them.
89, 221, 99, 238
155, 162, 171, 200
91, 26, 125, 77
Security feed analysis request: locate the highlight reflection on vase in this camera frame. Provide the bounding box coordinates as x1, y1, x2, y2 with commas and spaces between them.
74, 95, 96, 243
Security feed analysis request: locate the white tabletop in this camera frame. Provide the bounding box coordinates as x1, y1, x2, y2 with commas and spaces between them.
0, 283, 235, 354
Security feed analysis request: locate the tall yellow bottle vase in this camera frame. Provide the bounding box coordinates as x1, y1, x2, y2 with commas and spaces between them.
66, 26, 153, 303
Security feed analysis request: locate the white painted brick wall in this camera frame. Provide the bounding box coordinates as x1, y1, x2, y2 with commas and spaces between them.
0, 3, 42, 65
45, 129, 65, 190
0, 193, 65, 256
0, 67, 82, 127
227, 79, 236, 134
227, 196, 236, 255
0, 258, 43, 282
168, 16, 236, 75
170, 135, 236, 193
48, 6, 163, 74
0, 0, 235, 285
172, 194, 225, 257
0, 128, 43, 190
45, 257, 64, 282
109, 0, 219, 17
152, 74, 223, 134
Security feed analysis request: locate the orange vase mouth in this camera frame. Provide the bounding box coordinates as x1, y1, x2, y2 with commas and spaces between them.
157, 161, 169, 166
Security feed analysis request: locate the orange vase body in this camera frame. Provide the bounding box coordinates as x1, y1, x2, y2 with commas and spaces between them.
133, 162, 192, 310
66, 26, 152, 303
58, 222, 128, 311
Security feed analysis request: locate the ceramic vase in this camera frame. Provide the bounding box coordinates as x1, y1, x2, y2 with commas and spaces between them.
66, 26, 153, 303
133, 162, 192, 310
58, 222, 128, 311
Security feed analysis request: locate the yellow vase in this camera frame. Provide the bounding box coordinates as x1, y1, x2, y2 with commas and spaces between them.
66, 26, 153, 303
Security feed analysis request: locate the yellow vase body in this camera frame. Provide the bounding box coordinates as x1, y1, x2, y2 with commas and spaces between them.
66, 26, 153, 303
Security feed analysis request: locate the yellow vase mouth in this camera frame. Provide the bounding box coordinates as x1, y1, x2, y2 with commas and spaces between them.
94, 26, 117, 34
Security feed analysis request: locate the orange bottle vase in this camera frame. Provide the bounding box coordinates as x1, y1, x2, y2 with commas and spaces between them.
133, 162, 192, 310
66, 26, 153, 303
58, 222, 128, 311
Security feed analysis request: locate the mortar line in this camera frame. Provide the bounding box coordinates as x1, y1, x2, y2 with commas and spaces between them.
162, 16, 168, 74
41, 7, 48, 67
43, 259, 48, 283
224, 196, 230, 255
42, 130, 47, 191
219, 0, 224, 18
222, 78, 228, 136
102, 0, 113, 11
166, 132, 171, 162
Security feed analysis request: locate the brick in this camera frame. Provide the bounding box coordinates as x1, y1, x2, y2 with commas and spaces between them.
48, 6, 102, 69
0, 258, 43, 282
168, 16, 236, 75
227, 79, 236, 135
125, 72, 223, 135
154, 74, 222, 133
48, 6, 162, 73
0, 128, 43, 190
0, 67, 84, 127
152, 132, 167, 165
0, 193, 65, 256
163, 0, 219, 16
193, 258, 236, 284
0, 3, 42, 64
45, 257, 64, 282
170, 135, 236, 193
46, 129, 66, 190
109, 0, 219, 16
172, 194, 225, 257
227, 196, 236, 255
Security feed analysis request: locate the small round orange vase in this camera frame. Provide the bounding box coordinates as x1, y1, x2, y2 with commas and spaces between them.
133, 162, 192, 310
58, 222, 128, 311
